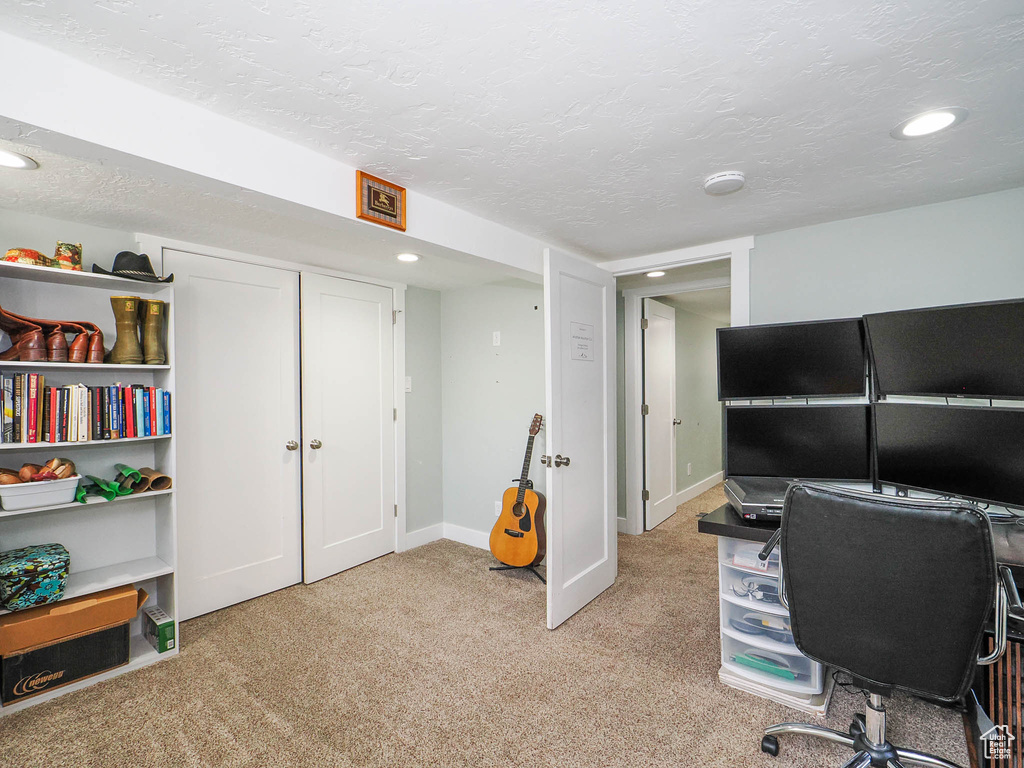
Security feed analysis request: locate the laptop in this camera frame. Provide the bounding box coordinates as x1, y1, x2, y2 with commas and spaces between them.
724, 477, 793, 521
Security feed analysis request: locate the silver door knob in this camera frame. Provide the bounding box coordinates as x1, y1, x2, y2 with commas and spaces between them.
286, 440, 299, 451
673, 419, 681, 425
310, 439, 323, 450
555, 454, 571, 467
540, 455, 552, 467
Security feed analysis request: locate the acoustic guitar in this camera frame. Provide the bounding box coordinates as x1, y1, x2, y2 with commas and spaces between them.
489, 413, 547, 568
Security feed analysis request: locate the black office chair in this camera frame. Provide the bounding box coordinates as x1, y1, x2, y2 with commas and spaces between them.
758, 482, 1012, 768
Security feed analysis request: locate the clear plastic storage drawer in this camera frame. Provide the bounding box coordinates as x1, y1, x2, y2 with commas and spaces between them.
721, 633, 823, 695
719, 537, 779, 576
720, 598, 797, 653
719, 564, 787, 616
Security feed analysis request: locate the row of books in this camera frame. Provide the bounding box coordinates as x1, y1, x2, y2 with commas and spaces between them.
1, 374, 172, 444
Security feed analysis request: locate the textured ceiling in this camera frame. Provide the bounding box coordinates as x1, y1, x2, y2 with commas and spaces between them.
0, 1, 1023, 260
0, 137, 518, 291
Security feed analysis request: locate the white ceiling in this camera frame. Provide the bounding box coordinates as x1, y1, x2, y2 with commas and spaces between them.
0, 1, 1023, 261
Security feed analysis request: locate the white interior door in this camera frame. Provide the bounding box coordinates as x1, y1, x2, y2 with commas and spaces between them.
643, 298, 677, 530
301, 273, 396, 583
165, 250, 302, 620
544, 248, 617, 630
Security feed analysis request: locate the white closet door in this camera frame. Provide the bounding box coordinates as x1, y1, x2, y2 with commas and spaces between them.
301, 273, 396, 583
165, 250, 302, 620
544, 248, 617, 630
643, 298, 677, 530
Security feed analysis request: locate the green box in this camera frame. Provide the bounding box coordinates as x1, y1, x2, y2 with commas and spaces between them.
142, 605, 175, 653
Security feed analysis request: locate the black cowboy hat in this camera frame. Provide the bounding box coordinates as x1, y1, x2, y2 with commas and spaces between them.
92, 251, 174, 283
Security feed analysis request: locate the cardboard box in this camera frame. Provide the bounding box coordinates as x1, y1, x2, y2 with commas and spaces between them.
2, 622, 130, 704
0, 585, 147, 656
142, 605, 175, 653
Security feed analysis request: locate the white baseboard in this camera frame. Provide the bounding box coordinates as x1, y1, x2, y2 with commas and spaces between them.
404, 523, 443, 550
617, 517, 632, 534
441, 522, 490, 551
674, 471, 724, 507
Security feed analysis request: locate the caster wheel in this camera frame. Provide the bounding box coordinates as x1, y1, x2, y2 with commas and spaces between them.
850, 713, 866, 738
761, 735, 780, 756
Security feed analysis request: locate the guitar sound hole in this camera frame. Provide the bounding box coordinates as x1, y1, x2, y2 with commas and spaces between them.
512, 503, 526, 518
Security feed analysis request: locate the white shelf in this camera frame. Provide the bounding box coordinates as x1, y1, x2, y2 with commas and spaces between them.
0, 633, 177, 716
0, 261, 170, 294
0, 361, 169, 372
0, 556, 173, 616
0, 488, 172, 519
0, 434, 171, 451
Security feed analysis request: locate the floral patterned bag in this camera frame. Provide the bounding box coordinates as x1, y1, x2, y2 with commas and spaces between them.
0, 544, 70, 611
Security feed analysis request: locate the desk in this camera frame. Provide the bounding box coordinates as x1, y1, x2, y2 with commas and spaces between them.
699, 502, 1024, 733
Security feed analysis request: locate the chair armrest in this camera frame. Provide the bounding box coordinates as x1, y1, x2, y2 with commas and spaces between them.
978, 568, 1012, 666
1001, 566, 1024, 621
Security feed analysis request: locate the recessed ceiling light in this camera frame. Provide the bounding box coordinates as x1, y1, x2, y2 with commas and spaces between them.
704, 171, 745, 196
396, 253, 420, 262
890, 107, 968, 139
0, 149, 39, 170
646, 271, 666, 278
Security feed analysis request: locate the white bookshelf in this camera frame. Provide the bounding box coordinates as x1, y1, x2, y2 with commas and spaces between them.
0, 263, 178, 714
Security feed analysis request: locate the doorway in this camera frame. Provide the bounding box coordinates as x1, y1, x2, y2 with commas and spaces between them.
611, 237, 752, 535
642, 289, 732, 529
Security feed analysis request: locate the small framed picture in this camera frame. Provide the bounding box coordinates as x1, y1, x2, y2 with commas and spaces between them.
356, 170, 407, 231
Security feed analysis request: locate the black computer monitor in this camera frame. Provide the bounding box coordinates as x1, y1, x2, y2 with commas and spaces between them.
717, 319, 866, 400
725, 405, 872, 481
865, 298, 1024, 399
874, 402, 1024, 509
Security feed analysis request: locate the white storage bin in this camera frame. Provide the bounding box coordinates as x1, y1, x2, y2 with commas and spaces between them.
719, 536, 779, 575
720, 598, 797, 653
719, 563, 788, 616
721, 633, 823, 695
0, 475, 81, 511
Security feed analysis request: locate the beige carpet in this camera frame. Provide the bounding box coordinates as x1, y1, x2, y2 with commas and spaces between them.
0, 485, 969, 767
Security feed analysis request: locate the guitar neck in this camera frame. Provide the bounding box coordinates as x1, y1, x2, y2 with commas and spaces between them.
516, 435, 536, 503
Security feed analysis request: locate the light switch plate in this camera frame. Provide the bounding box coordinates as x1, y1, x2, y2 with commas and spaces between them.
405, 376, 412, 393
492, 331, 500, 346
494, 501, 502, 516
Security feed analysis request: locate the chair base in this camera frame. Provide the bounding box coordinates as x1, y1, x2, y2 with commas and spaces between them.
762, 694, 963, 768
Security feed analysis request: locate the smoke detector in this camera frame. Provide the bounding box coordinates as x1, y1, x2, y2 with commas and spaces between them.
704, 171, 745, 196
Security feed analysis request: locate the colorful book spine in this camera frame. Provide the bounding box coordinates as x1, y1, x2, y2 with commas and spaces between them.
2, 376, 13, 443
122, 385, 133, 438
154, 388, 164, 436
163, 391, 171, 435
26, 373, 38, 443
50, 388, 59, 443
13, 374, 23, 443
109, 385, 119, 439
142, 388, 151, 437
135, 386, 144, 438
149, 387, 158, 436
59, 388, 69, 443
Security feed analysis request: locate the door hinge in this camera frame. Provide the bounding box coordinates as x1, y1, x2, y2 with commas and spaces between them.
641, 318, 649, 330
394, 407, 398, 421
393, 310, 398, 324
642, 489, 650, 501
394, 504, 399, 517
641, 403, 649, 416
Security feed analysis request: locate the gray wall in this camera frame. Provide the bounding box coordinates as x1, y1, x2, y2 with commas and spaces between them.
440, 280, 546, 535
665, 303, 726, 488
405, 287, 444, 533
0, 208, 137, 270
751, 186, 1024, 323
